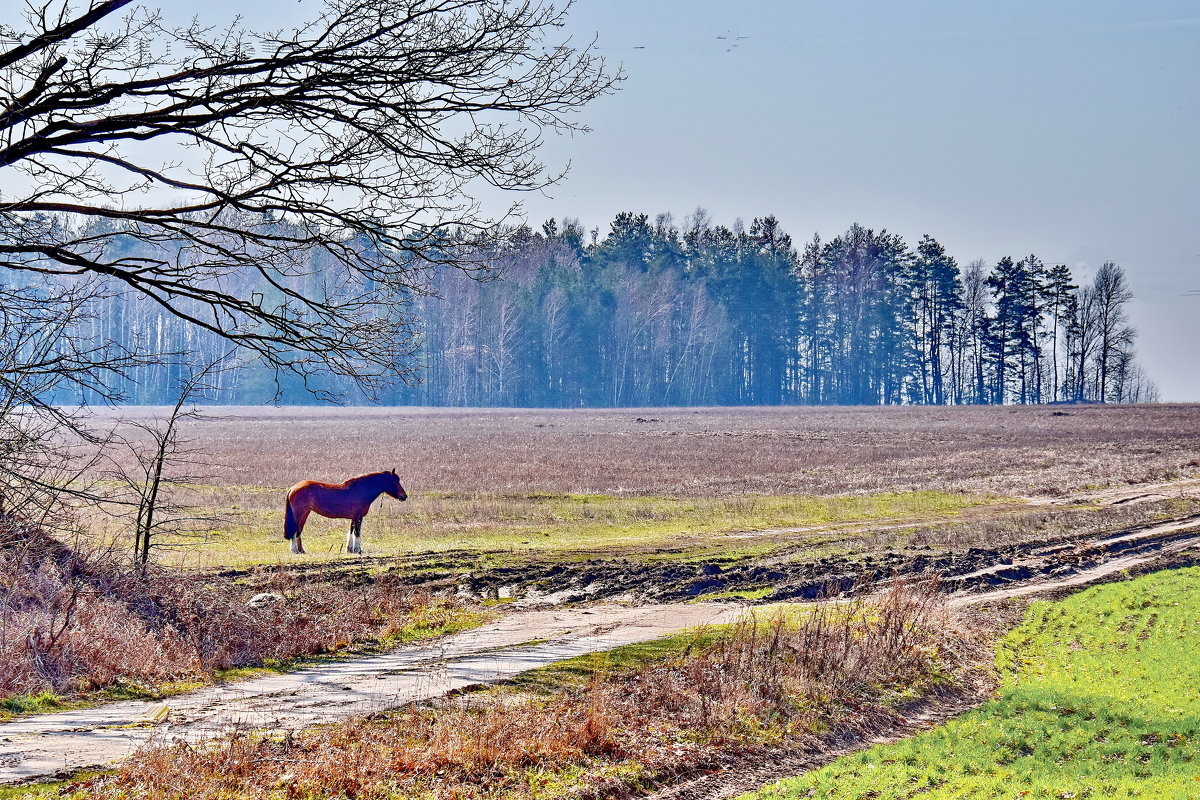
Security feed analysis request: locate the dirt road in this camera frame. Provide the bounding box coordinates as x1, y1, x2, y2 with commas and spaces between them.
0, 603, 742, 784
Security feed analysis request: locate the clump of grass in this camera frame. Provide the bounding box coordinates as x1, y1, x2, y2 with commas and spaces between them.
0, 517, 477, 706
74, 583, 978, 800
746, 567, 1200, 799
0, 690, 71, 718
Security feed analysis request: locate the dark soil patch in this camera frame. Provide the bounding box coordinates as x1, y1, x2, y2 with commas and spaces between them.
208, 512, 1200, 613
436, 513, 1200, 605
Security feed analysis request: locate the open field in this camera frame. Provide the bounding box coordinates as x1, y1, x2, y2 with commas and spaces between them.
83, 404, 1200, 573
743, 566, 1200, 800
97, 404, 1200, 499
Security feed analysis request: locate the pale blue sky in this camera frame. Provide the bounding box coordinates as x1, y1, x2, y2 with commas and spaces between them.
171, 2, 1200, 399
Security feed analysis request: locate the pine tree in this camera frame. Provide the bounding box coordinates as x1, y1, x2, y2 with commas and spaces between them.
913, 235, 963, 405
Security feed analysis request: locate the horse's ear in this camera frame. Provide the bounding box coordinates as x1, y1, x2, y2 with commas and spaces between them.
390, 468, 396, 475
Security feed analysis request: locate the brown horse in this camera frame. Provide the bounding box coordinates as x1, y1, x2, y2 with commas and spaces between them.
284, 469, 407, 554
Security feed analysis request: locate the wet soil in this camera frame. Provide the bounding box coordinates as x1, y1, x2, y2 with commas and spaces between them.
375, 511, 1200, 607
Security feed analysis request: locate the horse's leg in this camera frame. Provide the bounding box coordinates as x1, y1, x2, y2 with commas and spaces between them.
350, 517, 364, 554
292, 507, 310, 555
345, 520, 357, 554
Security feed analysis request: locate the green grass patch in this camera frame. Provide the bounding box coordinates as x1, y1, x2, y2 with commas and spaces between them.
0, 777, 83, 799
742, 567, 1200, 799
508, 626, 730, 694
0, 691, 77, 720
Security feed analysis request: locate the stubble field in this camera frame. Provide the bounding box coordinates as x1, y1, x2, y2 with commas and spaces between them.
104, 403, 1200, 498
87, 403, 1200, 575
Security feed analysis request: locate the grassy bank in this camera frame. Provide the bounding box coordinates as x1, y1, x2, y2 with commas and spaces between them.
744, 567, 1200, 799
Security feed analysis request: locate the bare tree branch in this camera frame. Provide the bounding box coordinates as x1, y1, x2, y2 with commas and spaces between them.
0, 0, 619, 392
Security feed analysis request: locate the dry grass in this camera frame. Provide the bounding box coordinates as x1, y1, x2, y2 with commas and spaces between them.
0, 517, 474, 704
71, 583, 981, 800
89, 404, 1200, 500
861, 496, 1200, 553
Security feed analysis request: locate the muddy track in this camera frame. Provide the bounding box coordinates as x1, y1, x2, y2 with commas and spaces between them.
438, 510, 1200, 607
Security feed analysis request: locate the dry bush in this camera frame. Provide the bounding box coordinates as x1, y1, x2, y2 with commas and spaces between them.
0, 517, 458, 700
0, 518, 196, 696
84, 583, 969, 800
613, 583, 950, 748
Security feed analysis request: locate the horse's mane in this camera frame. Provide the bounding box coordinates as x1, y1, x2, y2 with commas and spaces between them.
347, 470, 391, 484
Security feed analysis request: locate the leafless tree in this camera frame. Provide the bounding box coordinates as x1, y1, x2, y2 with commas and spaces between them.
110, 359, 227, 565
0, 280, 148, 522
1091, 261, 1135, 403
0, 0, 618, 395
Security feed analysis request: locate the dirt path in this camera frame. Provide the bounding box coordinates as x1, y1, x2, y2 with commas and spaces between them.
0, 603, 741, 785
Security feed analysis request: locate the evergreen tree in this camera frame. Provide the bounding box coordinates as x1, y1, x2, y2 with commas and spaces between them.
1042, 263, 1077, 402
912, 235, 963, 405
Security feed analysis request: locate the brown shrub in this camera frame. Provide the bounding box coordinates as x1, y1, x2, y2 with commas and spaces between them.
0, 518, 459, 700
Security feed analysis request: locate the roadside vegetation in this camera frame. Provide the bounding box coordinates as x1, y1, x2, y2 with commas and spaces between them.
745, 567, 1200, 799
58, 583, 987, 800
0, 518, 482, 712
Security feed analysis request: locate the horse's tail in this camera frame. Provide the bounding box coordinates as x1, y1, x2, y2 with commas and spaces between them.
284, 498, 298, 540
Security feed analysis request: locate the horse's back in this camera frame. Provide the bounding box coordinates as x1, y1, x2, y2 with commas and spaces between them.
287, 479, 335, 497
287, 479, 365, 520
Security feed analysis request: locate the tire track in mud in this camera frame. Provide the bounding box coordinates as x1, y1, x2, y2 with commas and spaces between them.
452, 510, 1200, 607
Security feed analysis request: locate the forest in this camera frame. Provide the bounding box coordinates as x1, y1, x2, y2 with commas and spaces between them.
42, 210, 1155, 408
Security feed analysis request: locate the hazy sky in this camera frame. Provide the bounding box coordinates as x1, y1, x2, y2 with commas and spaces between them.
144, 2, 1200, 400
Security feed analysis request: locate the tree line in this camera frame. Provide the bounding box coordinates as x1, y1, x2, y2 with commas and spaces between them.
48, 210, 1155, 408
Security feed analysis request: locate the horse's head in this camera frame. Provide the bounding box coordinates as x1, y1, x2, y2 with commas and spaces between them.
384, 468, 407, 501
